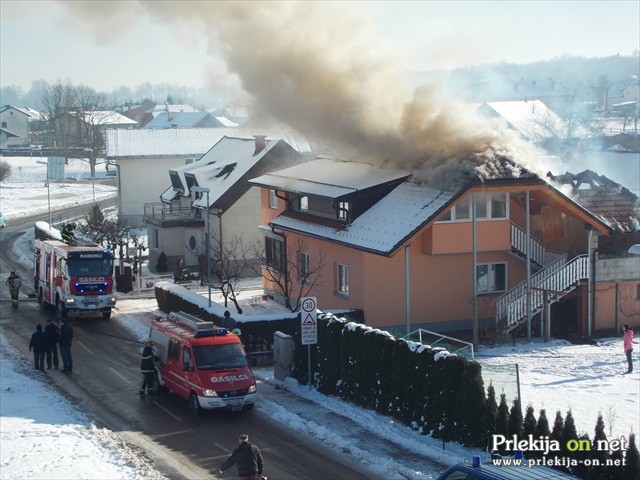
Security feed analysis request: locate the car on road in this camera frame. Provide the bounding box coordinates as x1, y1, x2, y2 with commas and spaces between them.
436, 456, 578, 479
0, 211, 6, 228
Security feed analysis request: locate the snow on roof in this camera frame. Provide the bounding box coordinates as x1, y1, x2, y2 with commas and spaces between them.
152, 104, 197, 113
607, 81, 637, 99
214, 116, 239, 128
106, 128, 311, 158
250, 158, 410, 199
187, 137, 280, 209
476, 100, 568, 140
143, 111, 212, 129
14, 106, 44, 121
271, 181, 453, 254
71, 110, 137, 126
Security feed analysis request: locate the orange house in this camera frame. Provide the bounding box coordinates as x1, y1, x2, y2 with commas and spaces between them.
250, 155, 636, 343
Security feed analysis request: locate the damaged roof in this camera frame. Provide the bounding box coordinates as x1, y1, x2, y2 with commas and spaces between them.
547, 169, 640, 233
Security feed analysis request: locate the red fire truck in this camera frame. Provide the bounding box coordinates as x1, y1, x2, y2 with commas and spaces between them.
149, 311, 257, 415
34, 239, 116, 319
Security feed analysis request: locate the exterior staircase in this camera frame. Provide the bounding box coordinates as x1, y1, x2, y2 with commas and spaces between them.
495, 224, 590, 333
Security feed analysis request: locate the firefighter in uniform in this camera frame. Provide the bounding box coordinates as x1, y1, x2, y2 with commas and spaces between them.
139, 338, 156, 397
61, 223, 75, 244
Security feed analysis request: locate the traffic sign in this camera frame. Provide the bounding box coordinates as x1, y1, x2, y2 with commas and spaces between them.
301, 297, 317, 345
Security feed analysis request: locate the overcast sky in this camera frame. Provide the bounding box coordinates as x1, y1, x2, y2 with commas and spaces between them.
1, 0, 638, 93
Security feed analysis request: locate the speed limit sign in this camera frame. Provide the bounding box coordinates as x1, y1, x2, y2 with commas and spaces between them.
301, 297, 317, 345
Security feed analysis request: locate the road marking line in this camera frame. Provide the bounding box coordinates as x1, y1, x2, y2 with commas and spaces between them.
152, 400, 182, 421
213, 442, 231, 454
107, 366, 130, 382
76, 340, 93, 354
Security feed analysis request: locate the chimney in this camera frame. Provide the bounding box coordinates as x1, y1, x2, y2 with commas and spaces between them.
254, 134, 267, 155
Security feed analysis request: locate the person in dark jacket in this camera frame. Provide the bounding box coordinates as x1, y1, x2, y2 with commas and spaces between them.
6, 271, 22, 308
173, 258, 184, 283
58, 318, 74, 373
29, 324, 48, 372
139, 338, 156, 397
44, 317, 60, 370
221, 310, 237, 330
219, 434, 264, 480
61, 223, 75, 244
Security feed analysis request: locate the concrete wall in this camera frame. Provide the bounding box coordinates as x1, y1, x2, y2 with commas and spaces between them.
596, 257, 640, 282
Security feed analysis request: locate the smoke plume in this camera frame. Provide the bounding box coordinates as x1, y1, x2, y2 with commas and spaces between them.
61, 1, 540, 188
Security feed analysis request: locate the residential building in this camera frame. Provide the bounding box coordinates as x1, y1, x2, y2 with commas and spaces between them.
106, 128, 311, 227
0, 105, 31, 147
143, 111, 220, 129
144, 135, 308, 273
250, 154, 636, 341
604, 80, 639, 113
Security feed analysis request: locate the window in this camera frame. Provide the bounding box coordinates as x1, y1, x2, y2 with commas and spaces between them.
476, 263, 506, 294
265, 237, 285, 272
299, 252, 310, 283
182, 347, 193, 370
299, 195, 309, 211
439, 193, 508, 222
338, 201, 349, 221
1, 122, 6, 128
336, 263, 349, 297
269, 189, 278, 209
473, 193, 508, 219
168, 339, 180, 360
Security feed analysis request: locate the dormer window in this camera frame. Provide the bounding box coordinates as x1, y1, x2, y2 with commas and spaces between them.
338, 201, 349, 221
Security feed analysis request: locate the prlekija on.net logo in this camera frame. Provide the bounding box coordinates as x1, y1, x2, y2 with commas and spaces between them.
491, 434, 629, 468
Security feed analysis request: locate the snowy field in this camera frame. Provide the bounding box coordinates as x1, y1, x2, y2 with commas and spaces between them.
0, 156, 117, 220
0, 156, 638, 479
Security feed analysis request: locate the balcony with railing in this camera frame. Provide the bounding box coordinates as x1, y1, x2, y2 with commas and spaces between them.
144, 202, 203, 228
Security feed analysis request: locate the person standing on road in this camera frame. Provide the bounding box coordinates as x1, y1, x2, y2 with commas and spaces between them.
28, 324, 48, 372
58, 318, 74, 373
173, 258, 184, 283
44, 317, 60, 370
623, 324, 635, 374
6, 271, 22, 308
219, 434, 264, 480
139, 338, 156, 397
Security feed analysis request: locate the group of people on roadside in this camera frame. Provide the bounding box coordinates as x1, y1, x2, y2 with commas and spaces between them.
29, 317, 73, 373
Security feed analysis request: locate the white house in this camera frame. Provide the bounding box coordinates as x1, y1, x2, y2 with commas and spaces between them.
106, 128, 311, 227
145, 135, 309, 272
0, 105, 31, 147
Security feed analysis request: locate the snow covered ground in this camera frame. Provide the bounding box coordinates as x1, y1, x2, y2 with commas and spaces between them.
1, 157, 638, 479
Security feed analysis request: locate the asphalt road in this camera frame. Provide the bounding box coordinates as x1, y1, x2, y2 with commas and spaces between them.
0, 214, 370, 479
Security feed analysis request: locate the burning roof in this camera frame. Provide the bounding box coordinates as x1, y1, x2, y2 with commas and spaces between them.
547, 170, 640, 233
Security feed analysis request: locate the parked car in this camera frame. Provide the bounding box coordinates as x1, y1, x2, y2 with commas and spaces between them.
0, 211, 6, 228
436, 456, 578, 480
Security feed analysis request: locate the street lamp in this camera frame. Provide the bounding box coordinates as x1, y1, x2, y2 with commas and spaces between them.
36, 160, 51, 225
191, 186, 211, 307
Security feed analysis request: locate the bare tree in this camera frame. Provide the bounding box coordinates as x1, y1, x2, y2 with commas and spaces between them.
71, 85, 108, 178
255, 237, 325, 312
40, 79, 75, 151
188, 232, 257, 314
